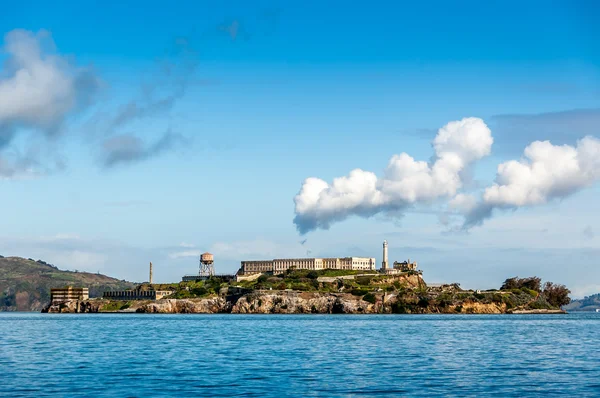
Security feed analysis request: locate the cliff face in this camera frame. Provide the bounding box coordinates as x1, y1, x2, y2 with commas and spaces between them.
44, 291, 511, 314
232, 292, 378, 314
137, 298, 230, 314
43, 299, 104, 313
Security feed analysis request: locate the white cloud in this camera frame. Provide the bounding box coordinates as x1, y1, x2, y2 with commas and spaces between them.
0, 29, 99, 177
464, 136, 600, 228
41, 233, 82, 241
294, 117, 493, 234
0, 29, 98, 135
449, 193, 477, 214
168, 250, 201, 259
485, 137, 600, 206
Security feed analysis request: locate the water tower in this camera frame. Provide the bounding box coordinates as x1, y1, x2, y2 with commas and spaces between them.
199, 252, 215, 278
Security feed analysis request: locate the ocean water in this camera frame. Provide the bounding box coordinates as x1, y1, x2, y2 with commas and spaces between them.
1, 313, 599, 397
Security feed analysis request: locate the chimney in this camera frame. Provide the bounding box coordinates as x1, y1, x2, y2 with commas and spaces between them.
149, 262, 153, 284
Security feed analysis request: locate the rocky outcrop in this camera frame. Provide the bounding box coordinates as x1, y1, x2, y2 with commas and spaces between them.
231, 292, 378, 314
136, 298, 230, 313
43, 300, 103, 313
42, 290, 553, 315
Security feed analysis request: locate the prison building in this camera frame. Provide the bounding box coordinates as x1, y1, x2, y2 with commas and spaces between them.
240, 257, 376, 275
240, 260, 275, 274
50, 287, 89, 304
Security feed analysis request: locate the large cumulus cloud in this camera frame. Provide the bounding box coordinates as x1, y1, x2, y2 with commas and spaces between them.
463, 136, 600, 228
293, 117, 493, 234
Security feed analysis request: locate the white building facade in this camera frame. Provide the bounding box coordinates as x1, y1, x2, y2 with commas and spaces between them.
240, 257, 376, 275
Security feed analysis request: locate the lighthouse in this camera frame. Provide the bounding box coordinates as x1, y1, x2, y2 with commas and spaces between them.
382, 240, 389, 270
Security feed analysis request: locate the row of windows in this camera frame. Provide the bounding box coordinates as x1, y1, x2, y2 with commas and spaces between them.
242, 259, 375, 272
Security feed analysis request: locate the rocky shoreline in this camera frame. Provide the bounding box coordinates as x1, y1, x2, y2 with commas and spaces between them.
42, 290, 562, 314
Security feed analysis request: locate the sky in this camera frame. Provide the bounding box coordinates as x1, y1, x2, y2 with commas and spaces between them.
0, 1, 599, 297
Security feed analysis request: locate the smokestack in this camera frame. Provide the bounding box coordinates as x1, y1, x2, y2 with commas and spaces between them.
149, 262, 153, 284
382, 240, 388, 270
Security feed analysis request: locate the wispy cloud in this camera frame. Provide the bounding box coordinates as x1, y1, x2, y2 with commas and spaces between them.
101, 130, 187, 168
583, 225, 595, 240
0, 29, 99, 178
168, 250, 201, 259
87, 35, 198, 169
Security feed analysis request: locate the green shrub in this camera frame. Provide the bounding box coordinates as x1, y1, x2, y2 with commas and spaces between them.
306, 271, 319, 279
356, 276, 373, 286
502, 295, 516, 309
521, 287, 538, 297
417, 296, 430, 308
363, 293, 376, 304
491, 293, 503, 303
291, 283, 310, 291
391, 302, 409, 314
351, 289, 369, 296
191, 287, 208, 297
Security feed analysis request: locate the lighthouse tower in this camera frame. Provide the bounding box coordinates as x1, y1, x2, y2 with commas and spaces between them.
382, 240, 389, 270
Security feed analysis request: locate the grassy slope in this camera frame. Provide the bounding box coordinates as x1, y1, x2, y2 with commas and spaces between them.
0, 256, 135, 311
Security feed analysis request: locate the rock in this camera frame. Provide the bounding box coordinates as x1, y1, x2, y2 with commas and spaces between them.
40, 288, 553, 315
136, 298, 230, 314
230, 292, 378, 314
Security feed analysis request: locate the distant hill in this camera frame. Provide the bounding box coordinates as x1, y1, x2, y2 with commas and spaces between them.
0, 256, 136, 311
563, 294, 600, 312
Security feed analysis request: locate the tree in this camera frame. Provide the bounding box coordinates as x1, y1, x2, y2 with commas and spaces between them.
500, 276, 541, 292
520, 277, 542, 292
501, 277, 520, 290
543, 282, 571, 307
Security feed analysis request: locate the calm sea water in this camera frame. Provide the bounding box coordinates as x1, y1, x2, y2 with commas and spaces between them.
1, 313, 599, 397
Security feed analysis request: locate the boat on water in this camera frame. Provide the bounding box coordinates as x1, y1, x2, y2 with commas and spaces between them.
596, 309, 600, 313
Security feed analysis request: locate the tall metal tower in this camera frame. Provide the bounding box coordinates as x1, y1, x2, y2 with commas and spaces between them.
199, 252, 215, 278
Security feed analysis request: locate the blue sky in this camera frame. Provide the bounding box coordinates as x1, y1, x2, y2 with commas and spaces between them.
0, 1, 599, 297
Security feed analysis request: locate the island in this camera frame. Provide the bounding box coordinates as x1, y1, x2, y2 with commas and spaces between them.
43, 272, 570, 314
